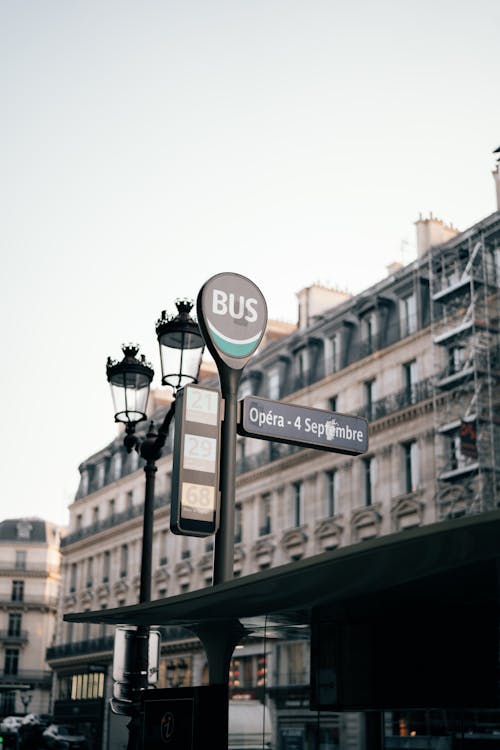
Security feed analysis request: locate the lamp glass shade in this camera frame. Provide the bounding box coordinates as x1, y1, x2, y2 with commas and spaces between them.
156, 301, 205, 392
106, 345, 154, 424
109, 374, 151, 424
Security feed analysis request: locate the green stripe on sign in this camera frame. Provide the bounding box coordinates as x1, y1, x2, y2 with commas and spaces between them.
211, 329, 259, 357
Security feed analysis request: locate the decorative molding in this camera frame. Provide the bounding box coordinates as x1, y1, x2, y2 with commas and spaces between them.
154, 566, 170, 583
314, 518, 343, 540
351, 506, 382, 541
174, 561, 192, 579
252, 538, 275, 558
113, 579, 129, 596
197, 554, 213, 573
95, 584, 110, 600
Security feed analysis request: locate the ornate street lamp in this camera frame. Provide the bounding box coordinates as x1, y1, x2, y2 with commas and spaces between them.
106, 299, 204, 750
106, 345, 154, 451
156, 299, 205, 392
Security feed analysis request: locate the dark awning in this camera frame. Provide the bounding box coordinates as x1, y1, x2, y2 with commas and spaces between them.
64, 509, 500, 632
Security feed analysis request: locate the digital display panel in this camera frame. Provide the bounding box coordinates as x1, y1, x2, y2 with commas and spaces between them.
183, 434, 217, 473
185, 387, 219, 425
180, 482, 216, 521
171, 384, 221, 537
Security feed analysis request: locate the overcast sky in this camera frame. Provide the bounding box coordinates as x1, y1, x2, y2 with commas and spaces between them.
1, 0, 499, 526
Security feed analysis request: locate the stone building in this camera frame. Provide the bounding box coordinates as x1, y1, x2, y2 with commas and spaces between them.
0, 518, 62, 717
47, 193, 500, 748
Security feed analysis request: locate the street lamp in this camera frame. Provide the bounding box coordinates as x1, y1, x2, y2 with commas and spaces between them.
106, 299, 204, 750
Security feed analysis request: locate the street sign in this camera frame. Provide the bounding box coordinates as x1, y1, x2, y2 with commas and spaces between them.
196, 272, 268, 371
170, 384, 222, 537
238, 396, 369, 455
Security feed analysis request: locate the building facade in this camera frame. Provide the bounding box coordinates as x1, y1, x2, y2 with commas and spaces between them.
47, 204, 500, 749
0, 518, 62, 718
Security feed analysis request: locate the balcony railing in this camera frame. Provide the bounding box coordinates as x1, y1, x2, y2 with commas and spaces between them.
0, 670, 52, 687
356, 377, 434, 422
0, 595, 59, 609
0, 629, 29, 643
46, 635, 115, 661
61, 494, 164, 547
236, 378, 434, 477
0, 563, 60, 576
272, 670, 309, 687
47, 628, 195, 662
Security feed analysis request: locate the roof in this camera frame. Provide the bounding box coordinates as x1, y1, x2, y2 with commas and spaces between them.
0, 518, 52, 543
65, 509, 500, 632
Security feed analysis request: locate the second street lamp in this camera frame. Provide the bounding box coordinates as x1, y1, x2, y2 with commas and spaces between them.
105, 299, 205, 749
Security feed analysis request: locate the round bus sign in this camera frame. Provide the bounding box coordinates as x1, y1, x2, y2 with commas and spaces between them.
197, 273, 268, 371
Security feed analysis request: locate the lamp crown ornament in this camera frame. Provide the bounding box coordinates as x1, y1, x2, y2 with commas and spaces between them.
155, 299, 198, 333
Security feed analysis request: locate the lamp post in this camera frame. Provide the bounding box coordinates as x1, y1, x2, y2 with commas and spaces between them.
106, 299, 205, 750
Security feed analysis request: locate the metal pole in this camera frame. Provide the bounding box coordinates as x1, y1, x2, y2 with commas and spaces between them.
139, 461, 156, 603
124, 404, 175, 750
213, 367, 241, 586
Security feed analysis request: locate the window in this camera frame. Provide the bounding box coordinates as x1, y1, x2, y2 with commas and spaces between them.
260, 494, 272, 536
159, 530, 168, 566
403, 360, 418, 405
364, 379, 376, 421
11, 580, 24, 602
238, 379, 252, 398
292, 481, 304, 527
235, 504, 242, 543
331, 334, 340, 372
328, 395, 337, 413
277, 641, 308, 685
70, 562, 77, 592
86, 557, 94, 588
4, 648, 19, 675
403, 441, 419, 493
293, 348, 307, 389
100, 605, 107, 638
8, 613, 22, 637
92, 507, 99, 526
362, 312, 377, 353
68, 671, 105, 700
82, 620, 90, 642
102, 551, 110, 582
1, 691, 16, 715
16, 520, 32, 539
80, 470, 89, 496
109, 498, 116, 519
97, 462, 106, 487
113, 451, 122, 480
448, 345, 465, 375
326, 470, 337, 516
268, 368, 280, 400
448, 434, 464, 471
363, 457, 376, 506
126, 491, 133, 512
76, 514, 82, 532
15, 550, 26, 570
400, 293, 417, 336
120, 544, 128, 577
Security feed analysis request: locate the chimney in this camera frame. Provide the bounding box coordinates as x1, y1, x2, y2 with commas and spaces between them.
414, 213, 460, 257
493, 146, 500, 211
296, 283, 351, 330
386, 261, 403, 276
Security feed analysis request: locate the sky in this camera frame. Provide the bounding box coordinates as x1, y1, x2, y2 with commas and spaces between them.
1, 0, 499, 527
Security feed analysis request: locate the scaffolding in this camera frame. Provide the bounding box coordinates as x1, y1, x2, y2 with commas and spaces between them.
429, 213, 500, 518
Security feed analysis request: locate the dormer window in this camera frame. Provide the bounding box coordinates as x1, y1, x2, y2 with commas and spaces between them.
268, 368, 280, 400
400, 293, 417, 336
360, 311, 378, 356
16, 521, 32, 540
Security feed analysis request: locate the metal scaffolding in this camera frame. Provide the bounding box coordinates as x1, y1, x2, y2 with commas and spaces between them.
429, 214, 500, 518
